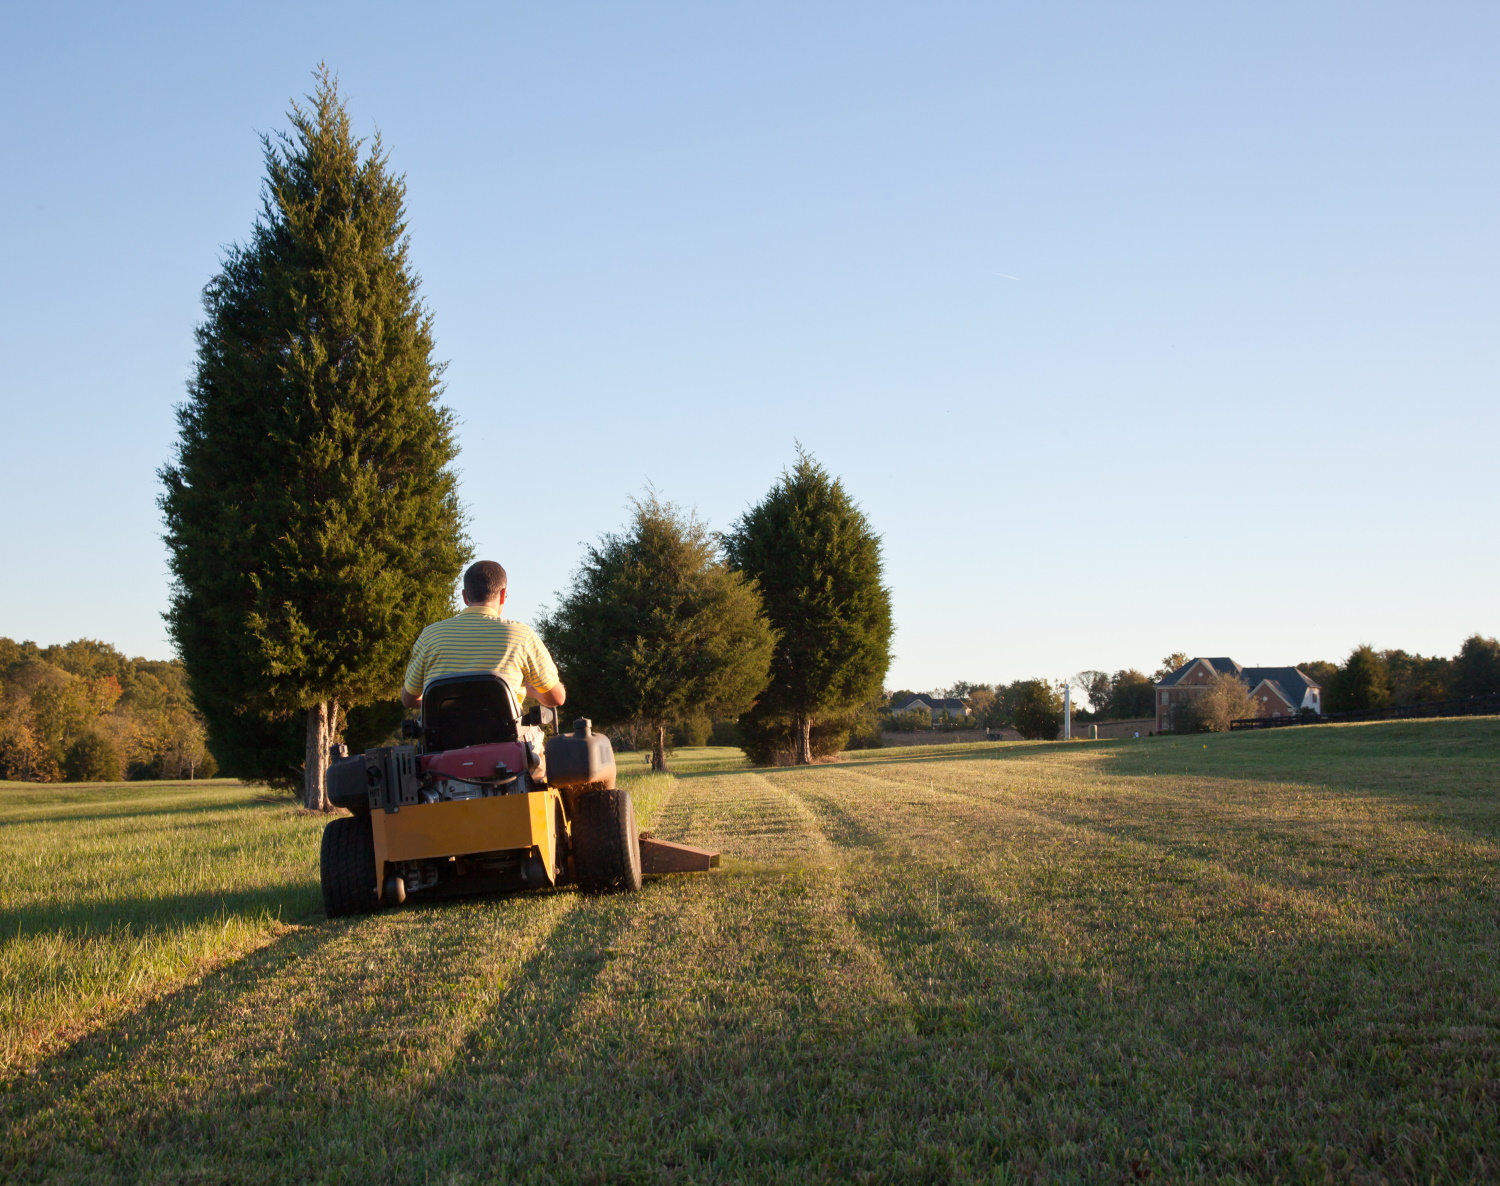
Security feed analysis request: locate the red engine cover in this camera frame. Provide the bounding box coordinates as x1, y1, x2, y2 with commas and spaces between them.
420, 741, 527, 781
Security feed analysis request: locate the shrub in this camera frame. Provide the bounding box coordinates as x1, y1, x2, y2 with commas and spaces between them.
707, 718, 742, 747
671, 716, 712, 748
843, 702, 884, 751
1168, 698, 1208, 734
1197, 675, 1256, 732
886, 707, 930, 733
63, 732, 124, 782
1012, 681, 1061, 741
738, 712, 853, 765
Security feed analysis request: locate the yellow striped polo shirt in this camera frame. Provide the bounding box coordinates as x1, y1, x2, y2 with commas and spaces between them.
403, 607, 560, 700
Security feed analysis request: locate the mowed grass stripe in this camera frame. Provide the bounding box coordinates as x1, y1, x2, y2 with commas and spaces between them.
804, 759, 1394, 942
827, 746, 1498, 933
0, 781, 327, 1076
764, 749, 1499, 1178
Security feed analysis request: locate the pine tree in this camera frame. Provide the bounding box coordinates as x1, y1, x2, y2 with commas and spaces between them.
160, 70, 467, 808
541, 496, 775, 772
724, 450, 893, 764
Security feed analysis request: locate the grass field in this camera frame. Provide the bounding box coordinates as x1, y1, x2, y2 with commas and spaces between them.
1, 719, 1496, 1183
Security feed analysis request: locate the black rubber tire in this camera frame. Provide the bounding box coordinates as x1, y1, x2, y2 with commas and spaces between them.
321, 812, 381, 918
571, 789, 642, 892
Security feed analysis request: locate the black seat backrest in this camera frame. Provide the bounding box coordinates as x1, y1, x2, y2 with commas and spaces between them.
421, 674, 520, 752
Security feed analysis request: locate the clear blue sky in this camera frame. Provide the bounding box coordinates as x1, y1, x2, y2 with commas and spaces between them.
2, 1, 1495, 692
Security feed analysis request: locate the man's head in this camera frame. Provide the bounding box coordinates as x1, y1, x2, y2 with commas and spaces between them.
462, 560, 508, 608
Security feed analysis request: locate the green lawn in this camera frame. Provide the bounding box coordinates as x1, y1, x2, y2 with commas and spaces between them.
2, 719, 1497, 1183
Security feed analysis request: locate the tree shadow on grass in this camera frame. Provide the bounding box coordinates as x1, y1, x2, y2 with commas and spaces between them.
0, 916, 348, 1121
0, 795, 289, 831
0, 880, 323, 940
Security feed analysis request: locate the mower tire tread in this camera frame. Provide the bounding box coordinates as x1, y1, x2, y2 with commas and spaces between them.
321, 812, 380, 918
572, 789, 642, 892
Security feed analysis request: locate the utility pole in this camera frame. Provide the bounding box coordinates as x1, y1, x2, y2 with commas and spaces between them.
1063, 682, 1072, 741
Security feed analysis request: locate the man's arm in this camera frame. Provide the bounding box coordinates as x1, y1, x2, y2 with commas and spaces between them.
523, 627, 565, 708
529, 681, 566, 708
400, 631, 428, 710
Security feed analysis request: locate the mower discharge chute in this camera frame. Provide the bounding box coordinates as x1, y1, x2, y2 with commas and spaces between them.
318, 673, 717, 917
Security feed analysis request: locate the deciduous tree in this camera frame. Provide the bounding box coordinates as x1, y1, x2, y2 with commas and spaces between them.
1452, 634, 1500, 698
1153, 653, 1189, 681
1072, 671, 1110, 717
1105, 669, 1156, 719
1196, 674, 1256, 732
724, 451, 893, 765
160, 70, 466, 807
1382, 650, 1452, 704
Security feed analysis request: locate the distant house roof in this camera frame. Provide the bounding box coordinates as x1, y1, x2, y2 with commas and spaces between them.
898, 695, 969, 715
1156, 658, 1241, 687
1155, 659, 1322, 705
1242, 667, 1321, 706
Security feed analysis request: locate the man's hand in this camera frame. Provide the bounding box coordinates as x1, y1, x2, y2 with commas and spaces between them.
531, 682, 566, 708
400, 688, 421, 710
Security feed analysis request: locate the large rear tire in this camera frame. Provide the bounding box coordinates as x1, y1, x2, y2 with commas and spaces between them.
572, 789, 642, 892
321, 812, 380, 918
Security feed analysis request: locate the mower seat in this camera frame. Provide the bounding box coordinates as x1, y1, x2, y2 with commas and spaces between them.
421, 674, 521, 752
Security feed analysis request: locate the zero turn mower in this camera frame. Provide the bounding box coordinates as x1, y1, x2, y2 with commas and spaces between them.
319, 673, 717, 917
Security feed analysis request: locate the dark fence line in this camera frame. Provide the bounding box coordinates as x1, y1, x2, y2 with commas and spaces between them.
1230, 692, 1500, 731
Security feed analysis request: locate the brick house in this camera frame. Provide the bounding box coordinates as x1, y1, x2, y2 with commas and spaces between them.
1153, 658, 1322, 732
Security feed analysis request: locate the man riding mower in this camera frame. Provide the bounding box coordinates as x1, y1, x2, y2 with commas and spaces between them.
317, 561, 715, 917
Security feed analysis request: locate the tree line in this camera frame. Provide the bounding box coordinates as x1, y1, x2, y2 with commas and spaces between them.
0, 638, 214, 782
887, 635, 1500, 742
886, 660, 1174, 742
1297, 636, 1500, 713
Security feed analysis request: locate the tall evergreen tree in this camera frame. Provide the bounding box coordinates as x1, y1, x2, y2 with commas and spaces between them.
160, 70, 467, 808
724, 450, 893, 765
541, 496, 775, 772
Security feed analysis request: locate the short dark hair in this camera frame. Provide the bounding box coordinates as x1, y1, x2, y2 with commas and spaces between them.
463, 560, 508, 603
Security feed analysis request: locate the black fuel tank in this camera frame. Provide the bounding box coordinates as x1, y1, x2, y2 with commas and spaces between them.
543, 718, 617, 788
